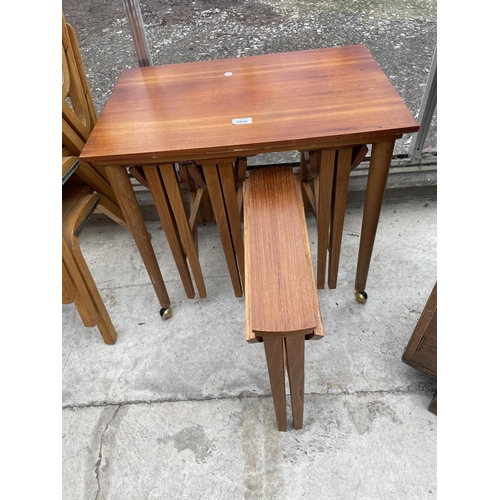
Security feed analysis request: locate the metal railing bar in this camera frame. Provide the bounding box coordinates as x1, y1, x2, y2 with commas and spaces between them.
408, 46, 437, 162
123, 0, 152, 67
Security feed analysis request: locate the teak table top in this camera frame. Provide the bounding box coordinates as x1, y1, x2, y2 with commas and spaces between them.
80, 44, 419, 165
245, 167, 319, 336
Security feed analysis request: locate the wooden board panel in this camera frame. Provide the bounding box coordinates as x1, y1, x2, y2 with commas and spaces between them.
245, 166, 318, 336
402, 282, 437, 378
80, 45, 419, 164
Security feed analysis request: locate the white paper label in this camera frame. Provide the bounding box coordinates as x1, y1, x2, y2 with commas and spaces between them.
232, 117, 252, 125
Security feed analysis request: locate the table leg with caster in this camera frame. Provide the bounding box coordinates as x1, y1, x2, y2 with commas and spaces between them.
354, 139, 395, 303
105, 165, 172, 318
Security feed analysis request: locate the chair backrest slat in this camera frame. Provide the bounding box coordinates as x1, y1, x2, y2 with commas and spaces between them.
62, 12, 93, 139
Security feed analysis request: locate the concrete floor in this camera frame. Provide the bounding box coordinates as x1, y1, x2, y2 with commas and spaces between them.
62, 193, 437, 499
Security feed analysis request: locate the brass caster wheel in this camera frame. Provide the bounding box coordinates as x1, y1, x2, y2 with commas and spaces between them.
355, 291, 368, 304
160, 307, 172, 320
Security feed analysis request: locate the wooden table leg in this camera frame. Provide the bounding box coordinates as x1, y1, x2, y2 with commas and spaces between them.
316, 149, 336, 289
202, 162, 243, 297
143, 165, 196, 299
354, 140, 395, 296
328, 148, 352, 289
63, 236, 117, 345
299, 152, 317, 219
263, 336, 287, 431
159, 164, 207, 298
105, 165, 171, 309
285, 335, 305, 430
299, 152, 308, 212
218, 161, 245, 291
201, 189, 213, 222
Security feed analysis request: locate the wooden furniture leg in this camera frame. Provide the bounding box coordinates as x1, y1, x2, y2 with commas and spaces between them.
202, 161, 242, 297
351, 145, 369, 172
328, 147, 352, 289
299, 153, 313, 217
188, 186, 205, 250
218, 161, 245, 291
263, 336, 287, 432
183, 163, 205, 234
63, 226, 117, 345
75, 162, 129, 231
235, 157, 247, 217
244, 167, 324, 431
104, 165, 171, 314
142, 165, 196, 299
354, 140, 395, 302
316, 149, 336, 289
63, 255, 94, 327
201, 189, 213, 222
158, 163, 207, 298
75, 162, 118, 205
63, 242, 117, 345
284, 335, 305, 430
299, 152, 308, 212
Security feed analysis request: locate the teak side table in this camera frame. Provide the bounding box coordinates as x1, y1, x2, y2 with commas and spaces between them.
80, 44, 419, 307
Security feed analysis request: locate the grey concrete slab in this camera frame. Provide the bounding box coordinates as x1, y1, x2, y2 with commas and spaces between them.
62, 196, 437, 497
62, 393, 436, 499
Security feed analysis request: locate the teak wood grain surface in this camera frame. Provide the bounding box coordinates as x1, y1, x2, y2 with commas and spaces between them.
78, 44, 419, 306
243, 166, 323, 430
403, 282, 437, 378
245, 167, 318, 336
80, 45, 419, 165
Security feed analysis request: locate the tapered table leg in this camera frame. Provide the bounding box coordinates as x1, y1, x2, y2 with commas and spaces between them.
63, 236, 117, 345
105, 165, 171, 309
218, 161, 245, 291
299, 152, 309, 213
316, 149, 336, 289
159, 164, 207, 298
202, 162, 243, 297
328, 148, 352, 289
355, 140, 395, 296
285, 335, 305, 430
263, 336, 287, 431
143, 165, 196, 299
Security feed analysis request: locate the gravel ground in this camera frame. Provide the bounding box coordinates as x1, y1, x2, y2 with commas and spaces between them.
62, 0, 437, 155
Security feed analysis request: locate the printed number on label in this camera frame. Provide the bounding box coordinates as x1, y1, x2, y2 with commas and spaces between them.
232, 117, 252, 125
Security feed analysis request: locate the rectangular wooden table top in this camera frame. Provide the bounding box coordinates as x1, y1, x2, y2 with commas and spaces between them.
80, 44, 419, 165
244, 166, 321, 337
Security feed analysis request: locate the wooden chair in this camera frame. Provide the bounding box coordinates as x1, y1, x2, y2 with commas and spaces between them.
63, 157, 117, 344
63, 8, 208, 298
244, 166, 324, 430
62, 13, 95, 135
62, 121, 130, 231
62, 11, 129, 231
